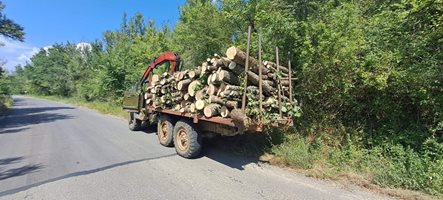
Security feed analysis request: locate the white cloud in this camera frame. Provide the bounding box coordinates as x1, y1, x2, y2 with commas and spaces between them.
0, 36, 40, 71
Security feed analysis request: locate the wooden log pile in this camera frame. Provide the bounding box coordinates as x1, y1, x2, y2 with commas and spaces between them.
143, 46, 295, 120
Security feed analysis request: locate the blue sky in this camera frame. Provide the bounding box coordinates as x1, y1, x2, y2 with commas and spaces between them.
0, 0, 185, 71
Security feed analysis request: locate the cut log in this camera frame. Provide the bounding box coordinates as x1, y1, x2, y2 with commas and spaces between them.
188, 80, 201, 97
246, 70, 275, 96
208, 64, 218, 71
211, 72, 221, 85
180, 100, 191, 108
221, 90, 242, 98
177, 79, 192, 91
201, 64, 208, 74
190, 103, 196, 112
264, 61, 289, 74
209, 95, 239, 109
207, 74, 213, 85
224, 85, 242, 92
183, 93, 191, 101
206, 84, 218, 95
195, 99, 206, 110
226, 46, 266, 74
217, 70, 238, 85
220, 106, 230, 118
203, 103, 221, 118
188, 68, 201, 79
217, 83, 226, 96
173, 104, 181, 111
195, 89, 207, 100
230, 109, 249, 132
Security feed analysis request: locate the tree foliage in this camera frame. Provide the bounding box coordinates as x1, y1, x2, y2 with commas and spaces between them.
0, 1, 25, 42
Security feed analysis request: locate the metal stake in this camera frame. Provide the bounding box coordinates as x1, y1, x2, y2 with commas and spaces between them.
241, 26, 252, 112
288, 52, 293, 104
276, 47, 282, 118
258, 34, 263, 112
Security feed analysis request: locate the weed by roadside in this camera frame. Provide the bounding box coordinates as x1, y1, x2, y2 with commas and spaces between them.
0, 95, 13, 115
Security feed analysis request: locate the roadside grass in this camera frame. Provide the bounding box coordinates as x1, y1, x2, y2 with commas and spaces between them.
267, 133, 442, 199
28, 95, 128, 119
0, 95, 13, 115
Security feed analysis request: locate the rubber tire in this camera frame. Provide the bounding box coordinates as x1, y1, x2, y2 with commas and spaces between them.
157, 115, 174, 147
128, 112, 142, 131
173, 121, 202, 158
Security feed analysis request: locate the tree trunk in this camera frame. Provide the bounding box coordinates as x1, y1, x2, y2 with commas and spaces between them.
203, 103, 221, 118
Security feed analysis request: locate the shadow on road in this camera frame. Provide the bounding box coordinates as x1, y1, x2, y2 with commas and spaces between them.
0, 164, 43, 181
0, 157, 23, 166
0, 106, 74, 132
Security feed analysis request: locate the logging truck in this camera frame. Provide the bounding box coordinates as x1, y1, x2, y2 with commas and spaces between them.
123, 48, 293, 159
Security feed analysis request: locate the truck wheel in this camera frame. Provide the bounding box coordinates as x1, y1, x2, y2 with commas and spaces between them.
173, 121, 202, 158
128, 112, 142, 131
157, 115, 174, 147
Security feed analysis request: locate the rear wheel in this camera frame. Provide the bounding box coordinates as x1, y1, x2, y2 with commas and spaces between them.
157, 115, 174, 147
173, 121, 202, 158
128, 112, 142, 131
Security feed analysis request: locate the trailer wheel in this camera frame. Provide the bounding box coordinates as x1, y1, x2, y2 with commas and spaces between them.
173, 121, 202, 158
128, 112, 142, 131
157, 115, 174, 147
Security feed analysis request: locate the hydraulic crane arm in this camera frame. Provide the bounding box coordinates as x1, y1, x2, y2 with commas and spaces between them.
140, 52, 180, 84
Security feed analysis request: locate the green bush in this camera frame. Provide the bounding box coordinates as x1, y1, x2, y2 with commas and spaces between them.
271, 133, 443, 196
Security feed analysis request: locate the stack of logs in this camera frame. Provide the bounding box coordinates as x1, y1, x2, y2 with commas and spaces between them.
144, 46, 294, 119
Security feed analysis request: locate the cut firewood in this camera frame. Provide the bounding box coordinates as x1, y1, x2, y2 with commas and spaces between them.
264, 61, 289, 74
246, 70, 275, 96
188, 68, 201, 79
208, 95, 238, 109
177, 79, 192, 91
188, 80, 201, 97
230, 109, 249, 132
226, 46, 267, 74
217, 70, 238, 85
203, 103, 221, 118
190, 103, 196, 112
206, 84, 218, 95
220, 106, 230, 118
195, 89, 207, 100
195, 99, 206, 110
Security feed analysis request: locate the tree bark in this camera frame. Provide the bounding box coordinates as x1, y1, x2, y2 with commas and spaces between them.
217, 70, 238, 85
226, 46, 267, 74
246, 70, 275, 96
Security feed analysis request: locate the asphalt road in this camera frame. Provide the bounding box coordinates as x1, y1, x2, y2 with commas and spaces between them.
0, 96, 389, 200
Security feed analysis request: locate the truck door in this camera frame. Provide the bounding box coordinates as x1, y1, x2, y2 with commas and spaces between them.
123, 84, 141, 111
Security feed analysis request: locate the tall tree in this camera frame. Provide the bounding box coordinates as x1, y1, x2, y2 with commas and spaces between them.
0, 1, 25, 43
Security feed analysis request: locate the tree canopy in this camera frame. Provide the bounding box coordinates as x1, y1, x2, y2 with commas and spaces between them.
0, 1, 25, 43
